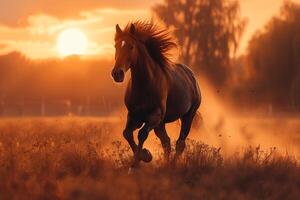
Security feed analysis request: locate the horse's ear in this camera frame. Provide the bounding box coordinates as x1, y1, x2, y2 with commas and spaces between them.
130, 24, 135, 35
116, 24, 122, 34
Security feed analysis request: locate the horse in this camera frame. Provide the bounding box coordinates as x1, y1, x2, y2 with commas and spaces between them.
111, 21, 201, 168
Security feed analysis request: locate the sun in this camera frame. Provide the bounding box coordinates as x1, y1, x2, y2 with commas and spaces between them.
57, 28, 88, 56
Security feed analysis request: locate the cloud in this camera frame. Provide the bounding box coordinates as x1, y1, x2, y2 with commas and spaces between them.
0, 0, 160, 27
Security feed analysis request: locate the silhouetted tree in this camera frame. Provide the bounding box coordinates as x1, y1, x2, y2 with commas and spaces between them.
246, 1, 300, 110
153, 0, 246, 86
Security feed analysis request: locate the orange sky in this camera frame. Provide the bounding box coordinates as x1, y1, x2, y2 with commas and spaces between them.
0, 0, 299, 59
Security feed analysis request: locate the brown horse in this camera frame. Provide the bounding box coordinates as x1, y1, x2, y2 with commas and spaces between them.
111, 21, 201, 168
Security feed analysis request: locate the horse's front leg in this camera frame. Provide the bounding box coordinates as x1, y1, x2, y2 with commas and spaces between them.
132, 109, 162, 168
131, 123, 152, 168
123, 115, 142, 154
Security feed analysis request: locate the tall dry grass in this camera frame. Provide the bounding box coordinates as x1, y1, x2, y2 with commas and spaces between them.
0, 118, 299, 200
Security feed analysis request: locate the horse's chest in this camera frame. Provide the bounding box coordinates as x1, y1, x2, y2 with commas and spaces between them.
126, 99, 155, 113
125, 94, 158, 119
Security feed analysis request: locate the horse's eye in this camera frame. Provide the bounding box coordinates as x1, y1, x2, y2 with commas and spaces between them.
129, 45, 133, 50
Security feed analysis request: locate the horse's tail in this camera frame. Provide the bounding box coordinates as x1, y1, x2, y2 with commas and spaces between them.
192, 111, 203, 130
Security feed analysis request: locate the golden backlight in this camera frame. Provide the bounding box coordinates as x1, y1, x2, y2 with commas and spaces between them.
57, 28, 88, 56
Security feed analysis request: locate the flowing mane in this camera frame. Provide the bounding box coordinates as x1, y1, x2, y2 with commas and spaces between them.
123, 21, 177, 69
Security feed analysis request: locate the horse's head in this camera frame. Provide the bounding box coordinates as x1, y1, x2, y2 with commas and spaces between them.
112, 24, 137, 83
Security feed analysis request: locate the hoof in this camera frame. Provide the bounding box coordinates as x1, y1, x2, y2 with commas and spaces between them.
140, 148, 153, 163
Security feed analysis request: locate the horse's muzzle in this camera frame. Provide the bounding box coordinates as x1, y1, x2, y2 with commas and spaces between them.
111, 68, 125, 83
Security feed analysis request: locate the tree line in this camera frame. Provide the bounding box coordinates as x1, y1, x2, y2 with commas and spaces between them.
154, 0, 300, 112
0, 52, 123, 116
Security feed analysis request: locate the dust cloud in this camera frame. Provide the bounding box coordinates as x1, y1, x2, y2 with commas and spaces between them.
108, 77, 300, 160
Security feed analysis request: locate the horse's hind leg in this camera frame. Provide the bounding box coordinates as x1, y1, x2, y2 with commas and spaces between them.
154, 123, 171, 160
175, 106, 198, 157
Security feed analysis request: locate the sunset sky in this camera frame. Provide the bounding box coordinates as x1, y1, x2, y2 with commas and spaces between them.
0, 0, 299, 59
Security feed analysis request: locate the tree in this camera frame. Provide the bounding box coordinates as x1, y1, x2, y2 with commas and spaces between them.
153, 0, 246, 86
246, 1, 300, 110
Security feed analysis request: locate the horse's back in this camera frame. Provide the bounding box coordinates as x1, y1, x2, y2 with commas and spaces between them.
176, 63, 201, 99
164, 63, 201, 122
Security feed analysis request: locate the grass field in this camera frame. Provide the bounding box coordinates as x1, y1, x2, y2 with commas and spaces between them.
0, 117, 300, 200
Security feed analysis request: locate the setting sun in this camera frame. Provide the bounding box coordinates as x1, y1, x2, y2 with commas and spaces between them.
57, 28, 88, 56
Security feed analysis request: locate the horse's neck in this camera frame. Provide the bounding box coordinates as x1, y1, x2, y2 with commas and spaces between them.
130, 48, 158, 91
